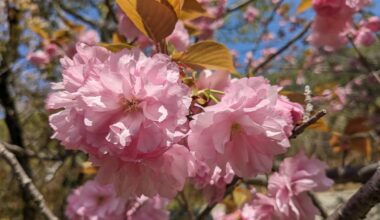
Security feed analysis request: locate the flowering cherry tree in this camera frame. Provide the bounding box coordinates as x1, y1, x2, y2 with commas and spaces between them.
1, 0, 380, 219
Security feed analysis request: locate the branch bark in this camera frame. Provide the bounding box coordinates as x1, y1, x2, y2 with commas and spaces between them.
251, 21, 312, 75
0, 143, 58, 220
327, 168, 380, 220
289, 109, 327, 139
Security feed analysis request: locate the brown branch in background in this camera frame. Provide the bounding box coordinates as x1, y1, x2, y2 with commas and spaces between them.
326, 162, 380, 184
1, 1, 37, 217
105, 0, 118, 23
289, 109, 327, 139
347, 35, 380, 83
327, 168, 380, 220
54, 1, 99, 28
251, 21, 312, 75
225, 0, 256, 15
251, 0, 284, 52
0, 143, 58, 220
1, 141, 62, 161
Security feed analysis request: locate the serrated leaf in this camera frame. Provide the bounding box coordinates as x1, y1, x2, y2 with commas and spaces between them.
98, 43, 133, 52
172, 40, 237, 73
296, 0, 313, 14
180, 0, 209, 20
116, 0, 148, 36
137, 0, 178, 41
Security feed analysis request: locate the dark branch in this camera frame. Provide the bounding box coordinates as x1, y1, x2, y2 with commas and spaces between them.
55, 1, 99, 28
251, 21, 312, 75
0, 143, 58, 220
226, 0, 255, 14
327, 168, 380, 220
1, 141, 62, 161
290, 109, 327, 139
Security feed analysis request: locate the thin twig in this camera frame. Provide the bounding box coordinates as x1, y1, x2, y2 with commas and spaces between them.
289, 109, 327, 139
105, 0, 118, 23
1, 141, 61, 161
54, 1, 99, 28
327, 168, 380, 220
251, 21, 312, 75
226, 0, 256, 14
347, 35, 380, 83
0, 143, 58, 220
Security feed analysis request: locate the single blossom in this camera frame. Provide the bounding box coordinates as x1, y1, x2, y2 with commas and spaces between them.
241, 151, 333, 220
244, 6, 260, 23
188, 77, 297, 178
94, 145, 194, 198
65, 181, 126, 220
191, 157, 234, 204
309, 0, 371, 50
361, 16, 380, 32
167, 21, 190, 51
47, 44, 192, 197
355, 27, 376, 47
27, 50, 50, 66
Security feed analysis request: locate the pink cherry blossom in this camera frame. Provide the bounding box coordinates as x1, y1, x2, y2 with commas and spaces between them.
275, 96, 304, 136
127, 196, 169, 220
355, 27, 376, 47
244, 6, 260, 23
188, 77, 294, 178
94, 145, 194, 198
65, 181, 126, 220
361, 16, 380, 32
27, 50, 50, 66
273, 151, 334, 194
47, 44, 191, 160
241, 194, 275, 220
191, 157, 234, 204
190, 0, 227, 40
242, 152, 332, 220
47, 44, 193, 197
196, 70, 231, 92
167, 21, 190, 51
309, 0, 371, 50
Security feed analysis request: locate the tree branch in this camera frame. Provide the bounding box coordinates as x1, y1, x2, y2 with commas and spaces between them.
251, 21, 312, 75
226, 0, 255, 14
0, 143, 58, 220
54, 1, 99, 29
1, 141, 62, 161
327, 168, 380, 220
290, 109, 327, 139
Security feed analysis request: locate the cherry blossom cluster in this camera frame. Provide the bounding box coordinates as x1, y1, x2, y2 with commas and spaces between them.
46, 41, 305, 201
214, 152, 333, 220
309, 0, 377, 50
28, 30, 99, 66
65, 180, 169, 220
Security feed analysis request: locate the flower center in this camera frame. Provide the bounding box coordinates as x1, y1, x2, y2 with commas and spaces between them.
119, 97, 140, 113
230, 123, 242, 136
